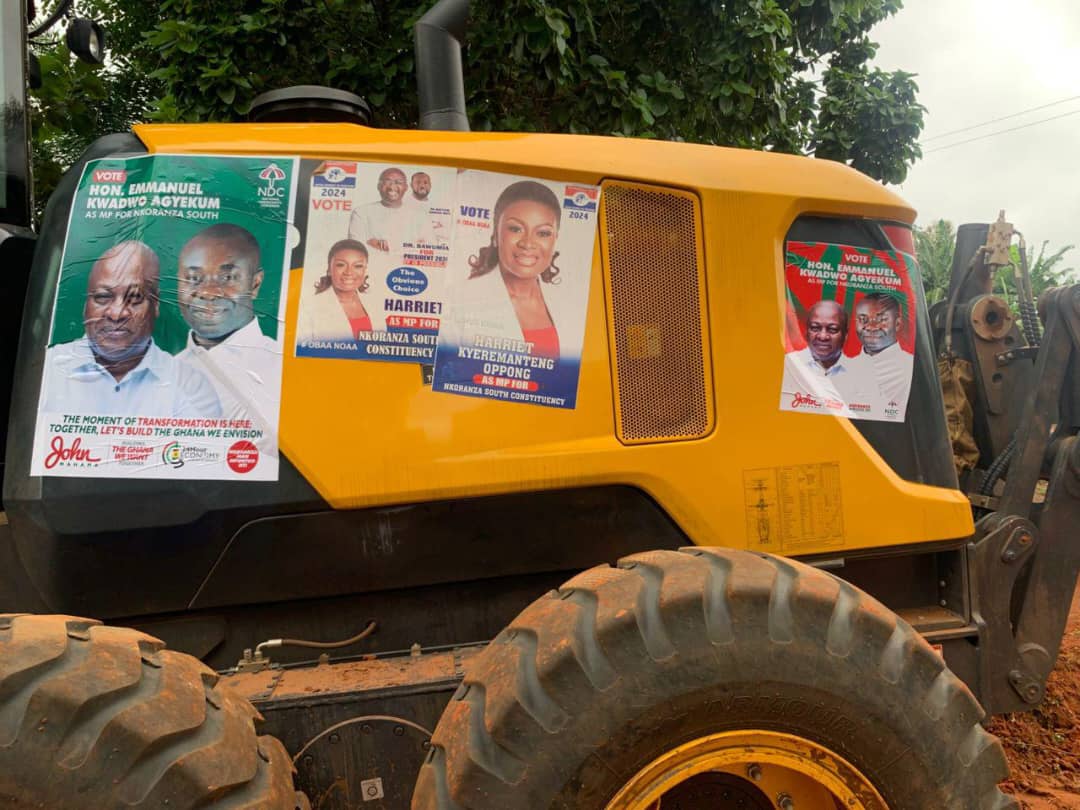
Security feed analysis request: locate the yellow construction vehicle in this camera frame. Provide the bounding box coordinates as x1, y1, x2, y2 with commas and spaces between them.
2, 1, 1072, 808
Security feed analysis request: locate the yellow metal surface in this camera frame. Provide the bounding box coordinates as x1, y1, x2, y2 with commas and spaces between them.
134, 123, 974, 555
606, 729, 887, 810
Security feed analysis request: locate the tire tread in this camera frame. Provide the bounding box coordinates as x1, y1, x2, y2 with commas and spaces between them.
413, 548, 1015, 810
0, 614, 302, 809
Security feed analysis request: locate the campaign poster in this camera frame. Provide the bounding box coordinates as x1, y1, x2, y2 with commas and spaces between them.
31, 153, 298, 480
431, 171, 600, 409
780, 241, 917, 422
295, 161, 455, 363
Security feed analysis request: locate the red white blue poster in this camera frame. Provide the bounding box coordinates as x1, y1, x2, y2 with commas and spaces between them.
431, 171, 600, 409
295, 161, 454, 362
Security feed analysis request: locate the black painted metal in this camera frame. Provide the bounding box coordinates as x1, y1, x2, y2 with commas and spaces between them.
0, 235, 35, 491
253, 666, 456, 810
964, 288, 1080, 714
415, 0, 469, 131
249, 86, 372, 125
785, 215, 957, 489
0, 0, 32, 230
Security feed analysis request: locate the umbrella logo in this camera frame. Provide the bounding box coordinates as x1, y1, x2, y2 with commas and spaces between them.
258, 162, 288, 205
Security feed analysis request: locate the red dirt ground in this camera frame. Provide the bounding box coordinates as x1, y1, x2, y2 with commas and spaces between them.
990, 582, 1080, 810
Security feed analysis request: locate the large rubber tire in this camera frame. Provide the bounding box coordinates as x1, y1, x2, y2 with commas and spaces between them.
413, 548, 1017, 810
0, 614, 308, 809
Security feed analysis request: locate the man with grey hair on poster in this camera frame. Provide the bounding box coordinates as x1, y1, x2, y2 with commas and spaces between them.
42, 240, 220, 417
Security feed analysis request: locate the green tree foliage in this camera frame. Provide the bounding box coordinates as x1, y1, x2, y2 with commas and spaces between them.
913, 218, 955, 304
994, 241, 1076, 306
143, 0, 923, 174
814, 38, 923, 185
28, 0, 158, 219
30, 0, 925, 216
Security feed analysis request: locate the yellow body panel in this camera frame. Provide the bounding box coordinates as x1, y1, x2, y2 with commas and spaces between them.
135, 123, 974, 555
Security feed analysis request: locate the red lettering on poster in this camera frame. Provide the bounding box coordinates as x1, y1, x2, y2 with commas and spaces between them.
44, 436, 101, 469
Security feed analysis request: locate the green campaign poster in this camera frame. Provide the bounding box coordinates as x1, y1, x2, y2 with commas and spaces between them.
32, 153, 298, 481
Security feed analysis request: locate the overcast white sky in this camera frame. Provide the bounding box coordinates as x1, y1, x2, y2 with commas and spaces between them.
872, 0, 1080, 258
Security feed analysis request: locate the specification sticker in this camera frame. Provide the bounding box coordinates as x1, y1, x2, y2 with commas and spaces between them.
743, 463, 844, 551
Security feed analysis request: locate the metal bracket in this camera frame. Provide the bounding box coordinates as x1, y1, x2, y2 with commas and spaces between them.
995, 346, 1038, 366
999, 525, 1036, 563
965, 492, 997, 510
967, 514, 1042, 713
1008, 667, 1044, 705
970, 433, 1080, 714
237, 647, 272, 674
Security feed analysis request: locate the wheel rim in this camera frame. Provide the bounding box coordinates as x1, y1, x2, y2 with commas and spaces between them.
605, 730, 889, 810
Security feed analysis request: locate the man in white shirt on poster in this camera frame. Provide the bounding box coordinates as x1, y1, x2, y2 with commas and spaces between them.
348, 167, 442, 251
781, 299, 874, 414
175, 224, 281, 444
42, 241, 220, 417
850, 291, 914, 408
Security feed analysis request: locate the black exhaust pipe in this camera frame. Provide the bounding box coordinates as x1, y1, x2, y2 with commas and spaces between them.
414, 0, 469, 131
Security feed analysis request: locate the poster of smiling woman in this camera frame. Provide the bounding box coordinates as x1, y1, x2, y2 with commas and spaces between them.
295, 161, 455, 363
432, 171, 601, 409
780, 241, 918, 423
30, 153, 297, 480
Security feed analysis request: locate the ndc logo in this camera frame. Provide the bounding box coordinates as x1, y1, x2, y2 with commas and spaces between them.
313, 161, 357, 188
258, 163, 288, 207
563, 185, 598, 212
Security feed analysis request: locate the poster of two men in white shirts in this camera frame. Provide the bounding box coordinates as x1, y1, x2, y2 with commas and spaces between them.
32, 153, 295, 480
780, 241, 916, 423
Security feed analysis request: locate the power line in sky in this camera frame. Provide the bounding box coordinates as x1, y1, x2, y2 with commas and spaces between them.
920, 94, 1080, 143
922, 108, 1080, 155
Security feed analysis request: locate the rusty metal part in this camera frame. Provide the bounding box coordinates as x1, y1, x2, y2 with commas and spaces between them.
238, 621, 379, 674
996, 346, 1038, 366
221, 644, 482, 706
998, 290, 1078, 518
237, 647, 273, 674
970, 296, 1014, 341
984, 210, 1015, 267
604, 729, 886, 810
939, 287, 1033, 463
966, 492, 997, 510
221, 644, 483, 810
999, 526, 1035, 564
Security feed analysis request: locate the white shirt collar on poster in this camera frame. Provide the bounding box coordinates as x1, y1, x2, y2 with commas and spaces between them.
43, 336, 222, 418
178, 318, 281, 441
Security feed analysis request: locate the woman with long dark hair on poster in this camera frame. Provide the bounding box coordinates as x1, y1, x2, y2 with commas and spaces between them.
298, 239, 381, 342
466, 181, 563, 358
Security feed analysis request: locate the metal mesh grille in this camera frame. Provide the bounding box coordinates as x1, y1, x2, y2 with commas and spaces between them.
602, 183, 711, 442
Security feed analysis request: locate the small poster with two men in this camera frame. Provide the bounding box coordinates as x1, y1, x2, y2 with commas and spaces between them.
780, 241, 918, 423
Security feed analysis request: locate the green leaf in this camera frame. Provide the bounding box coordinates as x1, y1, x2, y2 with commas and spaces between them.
28, 0, 926, 223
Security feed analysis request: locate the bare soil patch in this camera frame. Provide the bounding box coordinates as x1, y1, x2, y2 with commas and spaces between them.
990, 582, 1080, 809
